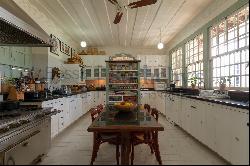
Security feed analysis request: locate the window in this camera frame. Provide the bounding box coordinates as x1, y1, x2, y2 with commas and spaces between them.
185, 34, 204, 88
171, 47, 183, 86
210, 5, 249, 88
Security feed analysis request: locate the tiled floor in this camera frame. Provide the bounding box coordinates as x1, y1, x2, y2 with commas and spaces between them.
39, 113, 228, 165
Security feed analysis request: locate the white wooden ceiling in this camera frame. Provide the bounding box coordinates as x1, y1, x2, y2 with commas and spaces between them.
27, 0, 213, 48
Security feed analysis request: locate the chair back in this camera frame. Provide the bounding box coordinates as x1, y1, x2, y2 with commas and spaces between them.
151, 108, 159, 121
97, 104, 104, 110
144, 104, 151, 113
90, 108, 99, 122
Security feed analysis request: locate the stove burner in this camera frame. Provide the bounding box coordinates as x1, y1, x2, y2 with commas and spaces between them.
8, 122, 21, 129
19, 119, 30, 125
0, 127, 9, 134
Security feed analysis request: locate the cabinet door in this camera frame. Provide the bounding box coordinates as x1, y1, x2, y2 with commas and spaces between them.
230, 108, 249, 165
24, 47, 32, 68
204, 103, 216, 150
214, 105, 232, 162
180, 98, 191, 132
146, 68, 152, 78
86, 68, 92, 79
173, 95, 182, 125
64, 97, 71, 127
94, 68, 100, 78
0, 46, 11, 64
165, 94, 172, 120
153, 68, 160, 78
189, 99, 202, 140
12, 48, 25, 67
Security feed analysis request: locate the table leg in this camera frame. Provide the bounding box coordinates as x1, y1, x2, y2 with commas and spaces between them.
120, 132, 131, 165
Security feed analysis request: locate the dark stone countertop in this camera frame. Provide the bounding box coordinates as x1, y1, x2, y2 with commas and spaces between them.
164, 91, 249, 110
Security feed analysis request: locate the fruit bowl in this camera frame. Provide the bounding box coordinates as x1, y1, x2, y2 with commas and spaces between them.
114, 102, 137, 112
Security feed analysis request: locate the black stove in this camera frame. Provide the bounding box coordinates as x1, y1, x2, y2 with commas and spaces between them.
0, 106, 50, 136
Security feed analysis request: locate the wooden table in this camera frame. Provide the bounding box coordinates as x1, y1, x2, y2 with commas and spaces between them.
87, 108, 164, 165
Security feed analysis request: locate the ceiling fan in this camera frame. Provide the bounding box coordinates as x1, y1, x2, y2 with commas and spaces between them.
108, 0, 158, 24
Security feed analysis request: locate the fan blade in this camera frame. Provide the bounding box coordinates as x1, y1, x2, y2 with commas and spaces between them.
113, 12, 123, 24
108, 0, 119, 5
128, 0, 157, 8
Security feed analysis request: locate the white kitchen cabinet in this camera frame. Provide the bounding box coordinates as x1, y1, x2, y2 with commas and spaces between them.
80, 93, 87, 115
51, 99, 59, 139
172, 95, 182, 126
230, 108, 249, 165
149, 92, 157, 108
86, 92, 94, 110
189, 99, 206, 142
63, 97, 71, 127
140, 91, 150, 106
180, 97, 191, 133
98, 91, 106, 105
76, 95, 83, 119
213, 105, 232, 162
203, 102, 217, 151
165, 94, 170, 119
156, 92, 166, 116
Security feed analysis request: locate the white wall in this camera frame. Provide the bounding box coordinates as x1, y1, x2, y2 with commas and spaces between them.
165, 0, 238, 54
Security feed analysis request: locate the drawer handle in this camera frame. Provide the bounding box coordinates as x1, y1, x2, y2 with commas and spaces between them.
191, 106, 197, 109
61, 104, 63, 105
22, 142, 30, 147
247, 123, 249, 127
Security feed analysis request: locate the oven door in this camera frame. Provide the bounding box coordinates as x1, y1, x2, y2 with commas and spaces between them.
4, 130, 43, 165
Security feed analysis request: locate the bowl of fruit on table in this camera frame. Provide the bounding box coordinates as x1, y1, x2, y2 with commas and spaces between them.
114, 101, 137, 112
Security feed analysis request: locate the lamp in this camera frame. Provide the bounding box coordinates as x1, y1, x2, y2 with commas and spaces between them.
157, 28, 164, 50
80, 41, 87, 48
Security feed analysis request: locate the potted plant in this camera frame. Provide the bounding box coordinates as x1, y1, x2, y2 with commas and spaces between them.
1, 77, 15, 93
218, 76, 231, 91
190, 76, 198, 89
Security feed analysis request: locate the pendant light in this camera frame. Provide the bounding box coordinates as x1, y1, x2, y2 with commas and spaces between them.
80, 41, 87, 48
157, 28, 164, 50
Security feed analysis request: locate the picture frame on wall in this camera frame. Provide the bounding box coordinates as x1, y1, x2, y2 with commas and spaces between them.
50, 34, 60, 56
71, 48, 76, 57
65, 44, 71, 56
60, 41, 65, 53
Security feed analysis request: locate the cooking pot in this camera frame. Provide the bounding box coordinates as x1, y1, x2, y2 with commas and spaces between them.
24, 92, 41, 100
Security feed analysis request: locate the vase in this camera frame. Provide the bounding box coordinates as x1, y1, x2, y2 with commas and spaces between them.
191, 84, 196, 89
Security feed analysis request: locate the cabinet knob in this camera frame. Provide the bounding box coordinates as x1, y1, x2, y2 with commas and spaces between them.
235, 137, 239, 141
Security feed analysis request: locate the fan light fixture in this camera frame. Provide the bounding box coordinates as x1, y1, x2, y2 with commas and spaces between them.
157, 28, 164, 50
80, 41, 87, 48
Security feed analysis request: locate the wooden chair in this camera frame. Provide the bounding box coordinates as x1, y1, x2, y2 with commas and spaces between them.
150, 108, 161, 165
90, 108, 121, 165
130, 108, 162, 165
144, 104, 151, 113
